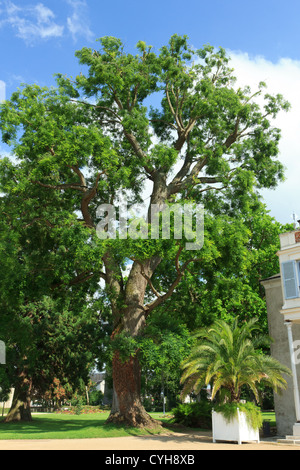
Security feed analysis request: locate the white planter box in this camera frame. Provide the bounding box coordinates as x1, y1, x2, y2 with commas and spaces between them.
212, 409, 260, 445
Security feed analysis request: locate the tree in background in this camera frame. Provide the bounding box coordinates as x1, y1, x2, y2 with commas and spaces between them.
0, 35, 290, 427
151, 202, 293, 334
136, 203, 292, 409
139, 312, 194, 412
0, 115, 111, 422
0, 295, 104, 422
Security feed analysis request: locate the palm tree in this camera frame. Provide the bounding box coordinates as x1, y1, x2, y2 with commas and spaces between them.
181, 318, 291, 404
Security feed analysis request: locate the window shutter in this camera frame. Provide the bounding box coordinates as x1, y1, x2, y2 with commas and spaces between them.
282, 261, 299, 299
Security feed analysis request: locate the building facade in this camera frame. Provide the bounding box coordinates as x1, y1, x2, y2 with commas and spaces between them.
262, 230, 300, 437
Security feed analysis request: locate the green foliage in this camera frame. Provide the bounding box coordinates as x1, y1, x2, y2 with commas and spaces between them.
0, 36, 290, 322
215, 402, 263, 431
0, 295, 104, 404
0, 34, 292, 422
110, 332, 138, 363
171, 402, 213, 429
89, 390, 104, 407
149, 202, 290, 335
181, 318, 291, 403
139, 312, 194, 401
71, 397, 84, 415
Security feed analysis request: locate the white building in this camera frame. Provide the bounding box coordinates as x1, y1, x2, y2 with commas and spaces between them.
262, 230, 300, 439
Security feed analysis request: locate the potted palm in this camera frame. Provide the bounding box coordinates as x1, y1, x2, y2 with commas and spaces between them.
181, 318, 291, 444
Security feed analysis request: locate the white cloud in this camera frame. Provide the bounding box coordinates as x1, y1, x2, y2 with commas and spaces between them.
0, 1, 64, 43
34, 3, 55, 23
66, 0, 94, 42
0, 80, 6, 102
0, 1, 94, 43
224, 51, 300, 225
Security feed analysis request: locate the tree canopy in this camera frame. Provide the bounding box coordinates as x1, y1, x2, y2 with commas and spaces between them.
0, 34, 290, 426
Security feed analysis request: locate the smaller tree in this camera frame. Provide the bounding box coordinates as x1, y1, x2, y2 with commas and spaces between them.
1, 296, 103, 422
181, 318, 291, 403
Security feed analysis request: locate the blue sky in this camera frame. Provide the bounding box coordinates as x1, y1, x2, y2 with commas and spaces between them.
1, 0, 300, 224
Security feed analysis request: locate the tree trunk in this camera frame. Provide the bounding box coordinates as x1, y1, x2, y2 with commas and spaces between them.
106, 260, 162, 428
103, 230, 163, 428
4, 379, 32, 423
107, 350, 160, 428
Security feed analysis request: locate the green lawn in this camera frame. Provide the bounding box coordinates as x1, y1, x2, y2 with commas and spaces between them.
0, 411, 276, 440
262, 411, 276, 427
0, 412, 173, 440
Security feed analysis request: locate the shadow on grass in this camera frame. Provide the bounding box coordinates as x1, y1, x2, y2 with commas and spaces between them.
0, 413, 168, 440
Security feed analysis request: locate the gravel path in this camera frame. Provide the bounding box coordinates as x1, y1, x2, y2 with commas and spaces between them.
0, 430, 299, 450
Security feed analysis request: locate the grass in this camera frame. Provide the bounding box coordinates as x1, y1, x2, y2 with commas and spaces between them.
262, 411, 276, 427
0, 410, 277, 441
0, 411, 173, 440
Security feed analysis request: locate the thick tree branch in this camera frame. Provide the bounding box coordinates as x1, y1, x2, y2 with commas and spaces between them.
224, 117, 241, 148
173, 119, 197, 152
68, 165, 87, 189
23, 217, 55, 229
80, 171, 106, 228
130, 258, 161, 299
33, 181, 87, 192
144, 246, 202, 315
51, 269, 106, 290
166, 83, 183, 133
69, 271, 96, 285
69, 99, 122, 123
123, 130, 155, 178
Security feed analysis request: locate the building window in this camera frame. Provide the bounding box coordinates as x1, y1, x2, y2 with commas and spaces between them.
282, 260, 300, 300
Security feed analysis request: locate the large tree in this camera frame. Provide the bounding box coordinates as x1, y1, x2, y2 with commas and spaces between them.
0, 35, 290, 427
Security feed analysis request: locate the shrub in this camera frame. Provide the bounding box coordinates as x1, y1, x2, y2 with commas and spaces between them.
71, 397, 84, 415
56, 406, 107, 415
143, 397, 154, 412
171, 402, 213, 429
89, 390, 104, 407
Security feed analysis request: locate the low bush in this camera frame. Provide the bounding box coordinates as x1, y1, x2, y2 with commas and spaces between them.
171, 402, 213, 429
89, 390, 104, 407
56, 406, 107, 415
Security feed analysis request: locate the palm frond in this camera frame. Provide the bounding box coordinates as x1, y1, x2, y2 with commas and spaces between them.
180, 317, 292, 403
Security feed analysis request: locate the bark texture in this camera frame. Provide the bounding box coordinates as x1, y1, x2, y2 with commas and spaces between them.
4, 379, 32, 423
106, 258, 162, 428
104, 173, 168, 428
107, 352, 160, 428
